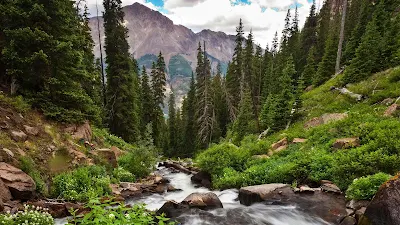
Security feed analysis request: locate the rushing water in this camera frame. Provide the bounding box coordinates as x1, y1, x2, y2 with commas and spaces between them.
56, 167, 331, 225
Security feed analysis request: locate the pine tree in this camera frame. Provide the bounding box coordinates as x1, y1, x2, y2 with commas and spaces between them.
153, 52, 167, 107
314, 33, 338, 86
244, 30, 254, 88
211, 65, 229, 139
299, 0, 317, 74
140, 66, 153, 132
260, 94, 276, 131
342, 14, 382, 84
231, 86, 257, 144
281, 9, 292, 50
103, 0, 140, 142
182, 73, 196, 156
167, 90, 177, 156
301, 46, 317, 87
253, 45, 263, 114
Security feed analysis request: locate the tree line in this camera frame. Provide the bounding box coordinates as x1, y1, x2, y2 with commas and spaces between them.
1, 0, 399, 157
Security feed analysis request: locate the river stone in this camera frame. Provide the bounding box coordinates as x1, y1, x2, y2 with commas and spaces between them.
239, 183, 289, 206
182, 192, 223, 210
191, 171, 212, 188
157, 200, 190, 218
358, 175, 400, 225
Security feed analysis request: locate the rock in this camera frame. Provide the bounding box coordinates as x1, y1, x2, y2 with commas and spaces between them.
292, 138, 307, 143
0, 148, 15, 163
94, 149, 117, 168
154, 175, 169, 184
274, 145, 287, 153
305, 113, 348, 129
155, 184, 166, 193
381, 98, 395, 106
0, 179, 12, 202
383, 103, 399, 117
110, 146, 124, 159
65, 121, 92, 141
182, 192, 223, 210
271, 138, 288, 151
0, 198, 3, 212
10, 130, 28, 142
0, 120, 10, 129
240, 183, 347, 224
299, 185, 315, 193
68, 148, 89, 165
358, 175, 400, 225
305, 85, 314, 92
333, 138, 361, 150
0, 162, 36, 200
355, 207, 366, 221
164, 161, 192, 174
191, 171, 212, 189
340, 216, 357, 225
3, 200, 23, 214
321, 181, 342, 194
23, 125, 39, 136
251, 155, 270, 160
29, 201, 67, 218
157, 200, 189, 218
347, 199, 369, 210
167, 184, 181, 192
239, 183, 289, 206
120, 186, 142, 198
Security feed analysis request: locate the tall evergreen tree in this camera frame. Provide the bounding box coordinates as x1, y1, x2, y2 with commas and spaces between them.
140, 66, 153, 132
182, 73, 197, 156
167, 90, 177, 156
211, 64, 229, 139
281, 9, 292, 50
103, 0, 140, 142
301, 46, 317, 87
299, 0, 317, 74
314, 32, 338, 86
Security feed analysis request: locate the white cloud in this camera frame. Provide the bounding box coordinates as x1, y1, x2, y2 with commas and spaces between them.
164, 0, 312, 47
164, 0, 207, 9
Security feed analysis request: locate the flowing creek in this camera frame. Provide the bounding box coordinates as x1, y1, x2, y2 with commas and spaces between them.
56, 167, 332, 225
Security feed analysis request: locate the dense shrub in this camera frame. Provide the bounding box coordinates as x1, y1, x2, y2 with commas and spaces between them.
67, 198, 174, 225
346, 173, 392, 200
196, 143, 250, 177
52, 166, 111, 201
113, 167, 135, 182
19, 156, 46, 195
0, 205, 54, 225
118, 145, 157, 179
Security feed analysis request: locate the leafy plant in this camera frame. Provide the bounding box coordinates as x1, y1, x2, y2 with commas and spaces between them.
0, 205, 54, 225
113, 167, 136, 182
67, 198, 174, 225
52, 166, 111, 201
346, 172, 392, 200
19, 156, 46, 195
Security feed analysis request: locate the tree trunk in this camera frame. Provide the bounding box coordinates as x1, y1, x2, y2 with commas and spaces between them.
335, 0, 348, 74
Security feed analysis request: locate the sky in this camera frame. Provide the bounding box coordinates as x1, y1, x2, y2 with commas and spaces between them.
85, 0, 317, 47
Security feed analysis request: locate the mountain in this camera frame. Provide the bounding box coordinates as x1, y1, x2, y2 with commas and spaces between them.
89, 2, 235, 76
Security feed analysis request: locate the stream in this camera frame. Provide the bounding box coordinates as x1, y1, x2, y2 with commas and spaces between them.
55, 167, 332, 225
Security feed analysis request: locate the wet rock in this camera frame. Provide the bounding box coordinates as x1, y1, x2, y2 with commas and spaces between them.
23, 125, 39, 136
167, 184, 181, 192
239, 183, 289, 206
0, 162, 36, 200
10, 130, 28, 142
358, 175, 400, 225
340, 216, 357, 225
383, 103, 399, 117
154, 175, 169, 184
182, 192, 223, 210
271, 138, 288, 151
292, 138, 307, 143
333, 138, 361, 150
191, 171, 212, 188
157, 200, 189, 218
155, 184, 166, 193
164, 161, 192, 174
321, 180, 342, 194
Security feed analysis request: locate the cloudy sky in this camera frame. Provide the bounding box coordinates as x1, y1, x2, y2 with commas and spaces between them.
85, 0, 317, 47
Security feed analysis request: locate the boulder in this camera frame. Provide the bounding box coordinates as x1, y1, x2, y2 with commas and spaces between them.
299, 185, 315, 193
383, 103, 399, 117
23, 125, 39, 136
65, 121, 92, 141
357, 175, 400, 225
0, 148, 15, 163
191, 171, 212, 189
3, 200, 23, 214
381, 98, 395, 106
347, 199, 369, 210
10, 130, 28, 142
110, 146, 124, 159
94, 149, 117, 168
0, 198, 3, 212
340, 216, 357, 225
304, 113, 348, 129
68, 148, 89, 165
157, 200, 189, 218
167, 185, 181, 192
0, 179, 12, 202
0, 162, 36, 200
305, 85, 314, 92
355, 207, 366, 221
321, 180, 342, 194
333, 138, 361, 150
182, 192, 223, 210
271, 138, 288, 151
28, 201, 85, 218
239, 183, 347, 224
292, 138, 307, 143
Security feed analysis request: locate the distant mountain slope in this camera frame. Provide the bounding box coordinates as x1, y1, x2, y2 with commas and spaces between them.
89, 2, 235, 77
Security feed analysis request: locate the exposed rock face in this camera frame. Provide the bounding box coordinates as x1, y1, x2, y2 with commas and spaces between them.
0, 179, 12, 202
23, 125, 39, 136
333, 138, 361, 150
10, 130, 28, 142
239, 183, 347, 224
191, 171, 212, 189
0, 162, 36, 200
358, 176, 400, 225
182, 192, 223, 210
65, 121, 92, 141
383, 103, 399, 117
110, 146, 124, 159
304, 113, 348, 129
94, 149, 118, 168
271, 137, 288, 151
0, 148, 16, 164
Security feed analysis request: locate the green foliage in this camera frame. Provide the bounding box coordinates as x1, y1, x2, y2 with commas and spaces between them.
19, 156, 46, 195
0, 93, 30, 113
117, 145, 157, 179
137, 54, 158, 71
67, 198, 174, 225
92, 127, 135, 150
52, 166, 111, 202
231, 87, 257, 143
346, 173, 391, 200
196, 143, 250, 177
0, 205, 54, 225
314, 33, 338, 86
168, 55, 192, 78
113, 167, 136, 182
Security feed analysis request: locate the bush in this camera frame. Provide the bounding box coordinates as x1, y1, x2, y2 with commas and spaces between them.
113, 167, 135, 182
0, 205, 54, 225
19, 156, 46, 195
67, 198, 174, 225
196, 143, 250, 177
52, 166, 111, 202
346, 172, 392, 200
118, 145, 157, 179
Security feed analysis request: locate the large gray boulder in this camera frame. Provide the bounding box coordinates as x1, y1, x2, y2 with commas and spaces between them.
182, 192, 223, 210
